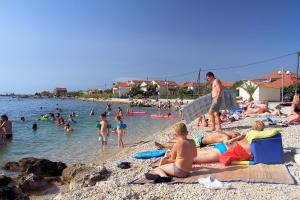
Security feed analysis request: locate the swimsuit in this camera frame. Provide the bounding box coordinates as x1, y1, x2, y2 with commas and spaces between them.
214, 143, 227, 154
210, 97, 222, 112
173, 163, 189, 178
193, 135, 206, 147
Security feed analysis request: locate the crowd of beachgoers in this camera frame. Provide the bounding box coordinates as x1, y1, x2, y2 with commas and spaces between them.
1, 72, 300, 199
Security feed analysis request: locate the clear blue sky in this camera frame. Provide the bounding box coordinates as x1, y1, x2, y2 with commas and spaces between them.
0, 0, 299, 94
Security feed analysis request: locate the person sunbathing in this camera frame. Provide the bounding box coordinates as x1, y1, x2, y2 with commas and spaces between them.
286, 94, 300, 125
155, 130, 241, 149
153, 122, 197, 178
193, 120, 265, 164
258, 105, 286, 117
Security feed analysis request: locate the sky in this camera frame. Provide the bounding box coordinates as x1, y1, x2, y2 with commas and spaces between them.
0, 0, 300, 94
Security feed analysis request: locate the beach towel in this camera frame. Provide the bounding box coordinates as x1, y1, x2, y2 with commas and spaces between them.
129, 164, 295, 185
182, 90, 237, 124
133, 150, 167, 159
219, 144, 253, 166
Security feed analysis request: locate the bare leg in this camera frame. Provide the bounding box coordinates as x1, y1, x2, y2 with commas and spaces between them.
214, 112, 221, 131
208, 110, 216, 131
288, 114, 300, 124
154, 163, 174, 177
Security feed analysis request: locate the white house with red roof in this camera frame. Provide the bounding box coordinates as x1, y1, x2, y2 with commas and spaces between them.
54, 88, 67, 96
239, 70, 300, 101
152, 80, 178, 96
113, 82, 131, 97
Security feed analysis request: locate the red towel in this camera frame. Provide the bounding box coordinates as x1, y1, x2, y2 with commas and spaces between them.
219, 144, 252, 166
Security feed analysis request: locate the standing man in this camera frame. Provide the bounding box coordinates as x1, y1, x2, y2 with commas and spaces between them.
206, 72, 223, 131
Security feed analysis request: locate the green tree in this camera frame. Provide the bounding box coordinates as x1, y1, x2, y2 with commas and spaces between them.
145, 84, 158, 97
240, 82, 258, 101
128, 85, 144, 97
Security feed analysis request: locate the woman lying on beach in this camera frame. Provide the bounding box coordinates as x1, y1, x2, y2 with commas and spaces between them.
153, 122, 197, 179
193, 120, 264, 165
285, 94, 300, 125
155, 130, 241, 149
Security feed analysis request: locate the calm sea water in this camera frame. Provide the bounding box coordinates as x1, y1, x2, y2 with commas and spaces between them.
0, 97, 177, 167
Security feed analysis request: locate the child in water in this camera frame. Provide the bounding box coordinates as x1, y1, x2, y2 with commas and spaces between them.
115, 115, 125, 148
99, 113, 109, 145
64, 123, 74, 133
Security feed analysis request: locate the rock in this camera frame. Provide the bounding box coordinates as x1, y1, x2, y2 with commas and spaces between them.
62, 163, 85, 184
0, 175, 29, 200
4, 157, 67, 177
67, 164, 111, 190
18, 173, 51, 194
0, 174, 13, 187
4, 161, 21, 171
26, 159, 67, 177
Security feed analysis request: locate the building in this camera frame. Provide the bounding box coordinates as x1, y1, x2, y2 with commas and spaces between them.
40, 91, 51, 97
54, 88, 67, 96
221, 81, 234, 88
239, 70, 300, 102
179, 82, 203, 91
113, 82, 131, 97
84, 89, 101, 95
152, 80, 178, 96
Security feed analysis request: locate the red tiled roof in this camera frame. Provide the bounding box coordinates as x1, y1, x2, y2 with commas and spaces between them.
251, 76, 299, 89
55, 88, 67, 92
179, 82, 204, 88
114, 82, 130, 88
154, 80, 178, 87
258, 70, 299, 79
221, 81, 234, 87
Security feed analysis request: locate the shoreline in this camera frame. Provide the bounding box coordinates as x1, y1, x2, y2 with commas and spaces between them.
52, 103, 300, 200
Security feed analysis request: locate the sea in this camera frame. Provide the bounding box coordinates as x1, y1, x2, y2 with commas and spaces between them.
0, 97, 177, 169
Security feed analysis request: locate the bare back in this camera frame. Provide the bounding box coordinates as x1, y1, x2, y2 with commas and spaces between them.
174, 139, 197, 171
100, 120, 108, 135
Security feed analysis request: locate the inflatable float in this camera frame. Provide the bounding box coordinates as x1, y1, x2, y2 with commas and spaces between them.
133, 149, 167, 159
126, 111, 147, 117
151, 114, 175, 119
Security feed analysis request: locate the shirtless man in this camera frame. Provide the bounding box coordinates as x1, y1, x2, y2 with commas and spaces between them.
206, 72, 223, 131
0, 115, 13, 139
99, 113, 109, 145
154, 122, 197, 178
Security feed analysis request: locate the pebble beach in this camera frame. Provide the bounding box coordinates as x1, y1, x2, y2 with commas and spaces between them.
52, 103, 300, 200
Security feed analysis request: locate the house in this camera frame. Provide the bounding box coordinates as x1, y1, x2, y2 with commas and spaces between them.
179, 82, 203, 91
140, 81, 152, 92
113, 82, 131, 97
152, 80, 178, 96
54, 88, 67, 96
40, 91, 51, 97
239, 70, 300, 102
221, 81, 234, 88
84, 89, 101, 95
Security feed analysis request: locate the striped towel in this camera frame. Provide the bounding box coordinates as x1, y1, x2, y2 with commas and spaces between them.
182, 90, 237, 124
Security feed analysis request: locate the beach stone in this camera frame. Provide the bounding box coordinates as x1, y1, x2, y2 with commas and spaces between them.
0, 175, 29, 200
17, 173, 51, 194
68, 164, 111, 190
4, 157, 67, 177
26, 159, 67, 177
294, 154, 300, 165
62, 163, 85, 184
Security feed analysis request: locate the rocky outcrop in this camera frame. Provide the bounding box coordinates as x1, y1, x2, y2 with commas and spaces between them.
17, 173, 51, 194
62, 164, 111, 190
0, 175, 29, 200
4, 157, 67, 176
